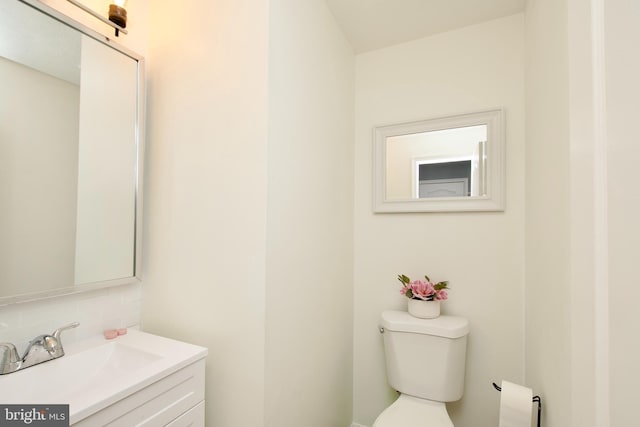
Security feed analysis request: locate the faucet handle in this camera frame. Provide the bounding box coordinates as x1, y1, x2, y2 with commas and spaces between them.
49, 322, 79, 357
52, 322, 80, 340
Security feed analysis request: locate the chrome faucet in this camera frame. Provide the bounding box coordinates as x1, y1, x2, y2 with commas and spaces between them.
0, 322, 79, 375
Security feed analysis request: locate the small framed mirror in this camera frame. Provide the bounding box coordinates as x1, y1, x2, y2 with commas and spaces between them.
373, 109, 504, 213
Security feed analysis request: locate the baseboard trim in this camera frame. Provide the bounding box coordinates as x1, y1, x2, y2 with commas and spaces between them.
351, 423, 369, 427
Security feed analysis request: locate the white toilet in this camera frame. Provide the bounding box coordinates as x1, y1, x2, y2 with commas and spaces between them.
374, 310, 470, 427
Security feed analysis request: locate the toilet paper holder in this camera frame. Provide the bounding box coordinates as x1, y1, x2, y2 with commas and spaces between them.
493, 382, 542, 427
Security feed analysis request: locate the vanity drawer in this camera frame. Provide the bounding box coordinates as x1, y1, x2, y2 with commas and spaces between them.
166, 401, 204, 427
73, 359, 205, 426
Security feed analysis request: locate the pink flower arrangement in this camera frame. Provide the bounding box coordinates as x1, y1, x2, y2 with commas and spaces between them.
397, 274, 449, 301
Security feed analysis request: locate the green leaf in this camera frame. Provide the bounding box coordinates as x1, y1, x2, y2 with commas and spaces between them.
397, 274, 411, 284
434, 281, 449, 290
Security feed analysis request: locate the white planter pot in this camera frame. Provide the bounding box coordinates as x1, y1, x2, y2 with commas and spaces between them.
407, 299, 440, 319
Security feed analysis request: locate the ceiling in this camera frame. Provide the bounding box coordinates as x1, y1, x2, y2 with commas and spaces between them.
324, 0, 527, 53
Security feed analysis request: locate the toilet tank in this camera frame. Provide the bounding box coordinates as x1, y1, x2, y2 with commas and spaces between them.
380, 310, 469, 402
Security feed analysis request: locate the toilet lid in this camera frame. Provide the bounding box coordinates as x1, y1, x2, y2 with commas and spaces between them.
373, 394, 454, 427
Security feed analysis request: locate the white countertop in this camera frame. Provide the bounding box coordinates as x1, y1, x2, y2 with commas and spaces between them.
0, 329, 208, 424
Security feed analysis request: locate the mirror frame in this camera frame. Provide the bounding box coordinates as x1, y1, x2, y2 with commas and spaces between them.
0, 0, 145, 305
373, 109, 504, 213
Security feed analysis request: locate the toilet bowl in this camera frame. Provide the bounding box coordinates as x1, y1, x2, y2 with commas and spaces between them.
373, 394, 453, 427
375, 311, 469, 426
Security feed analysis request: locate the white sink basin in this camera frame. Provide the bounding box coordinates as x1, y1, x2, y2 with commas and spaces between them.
0, 330, 207, 424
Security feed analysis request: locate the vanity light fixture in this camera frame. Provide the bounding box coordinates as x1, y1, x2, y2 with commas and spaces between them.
108, 0, 127, 36
64, 0, 128, 37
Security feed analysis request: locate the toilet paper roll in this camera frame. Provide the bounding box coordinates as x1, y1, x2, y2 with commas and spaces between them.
498, 380, 533, 427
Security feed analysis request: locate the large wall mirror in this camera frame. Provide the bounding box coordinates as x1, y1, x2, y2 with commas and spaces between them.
0, 0, 144, 304
373, 109, 504, 213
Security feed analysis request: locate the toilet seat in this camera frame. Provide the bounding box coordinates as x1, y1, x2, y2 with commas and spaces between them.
373, 394, 454, 427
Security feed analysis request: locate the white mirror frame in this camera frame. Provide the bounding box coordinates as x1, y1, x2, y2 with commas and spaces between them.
373, 109, 505, 213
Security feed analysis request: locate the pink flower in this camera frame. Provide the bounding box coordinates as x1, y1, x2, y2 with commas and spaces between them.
435, 289, 448, 301
409, 280, 436, 300
397, 274, 450, 302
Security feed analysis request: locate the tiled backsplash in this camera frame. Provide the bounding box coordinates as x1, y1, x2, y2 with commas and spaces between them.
0, 283, 142, 355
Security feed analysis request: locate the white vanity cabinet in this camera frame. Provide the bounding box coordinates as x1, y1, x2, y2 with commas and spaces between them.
74, 358, 205, 426
0, 330, 208, 427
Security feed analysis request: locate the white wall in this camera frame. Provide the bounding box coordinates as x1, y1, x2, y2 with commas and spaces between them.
0, 57, 79, 297
524, 1, 572, 426
265, 1, 354, 426
525, 1, 640, 426
567, 0, 603, 424
143, 0, 356, 425
353, 15, 525, 427
141, 0, 269, 426
0, 284, 142, 356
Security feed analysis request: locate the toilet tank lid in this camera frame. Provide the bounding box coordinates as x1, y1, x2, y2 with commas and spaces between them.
381, 310, 469, 339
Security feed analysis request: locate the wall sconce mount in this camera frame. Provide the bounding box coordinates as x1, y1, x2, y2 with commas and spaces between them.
108, 1, 127, 36
64, 0, 128, 37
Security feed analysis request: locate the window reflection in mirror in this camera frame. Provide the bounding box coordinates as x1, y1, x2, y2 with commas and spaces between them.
373, 109, 504, 213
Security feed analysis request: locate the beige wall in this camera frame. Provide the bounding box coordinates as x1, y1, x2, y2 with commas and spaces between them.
353, 14, 526, 427
265, 1, 354, 426
605, 0, 640, 425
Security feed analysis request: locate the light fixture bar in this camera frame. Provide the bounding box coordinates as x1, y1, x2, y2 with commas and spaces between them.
64, 0, 128, 35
